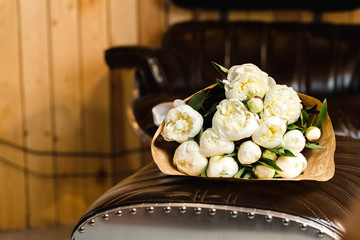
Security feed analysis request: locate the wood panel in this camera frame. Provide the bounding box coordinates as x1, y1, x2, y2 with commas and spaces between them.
229, 11, 274, 22
168, 3, 193, 26
19, 0, 56, 227
138, 0, 166, 47
323, 11, 353, 24
108, 0, 144, 181
79, 0, 112, 206
49, 0, 86, 224
109, 0, 139, 46
353, 9, 360, 23
0, 0, 26, 229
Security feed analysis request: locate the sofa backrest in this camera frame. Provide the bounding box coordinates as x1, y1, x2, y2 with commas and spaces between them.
162, 21, 360, 98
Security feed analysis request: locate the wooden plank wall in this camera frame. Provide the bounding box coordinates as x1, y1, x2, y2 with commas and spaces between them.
1, 0, 360, 230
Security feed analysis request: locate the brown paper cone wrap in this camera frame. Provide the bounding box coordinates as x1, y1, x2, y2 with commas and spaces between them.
151, 84, 336, 181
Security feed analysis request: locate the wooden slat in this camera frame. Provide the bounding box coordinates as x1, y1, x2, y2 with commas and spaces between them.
0, 2, 27, 229
79, 0, 112, 205
352, 9, 360, 23
49, 0, 87, 224
323, 11, 353, 24
19, 0, 56, 227
109, 0, 139, 46
168, 3, 193, 26
108, 0, 144, 180
274, 10, 302, 22
110, 69, 144, 182
138, 0, 166, 47
196, 10, 220, 21
228, 11, 251, 21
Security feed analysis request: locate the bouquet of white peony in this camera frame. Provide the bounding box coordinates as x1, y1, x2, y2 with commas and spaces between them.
151, 62, 335, 181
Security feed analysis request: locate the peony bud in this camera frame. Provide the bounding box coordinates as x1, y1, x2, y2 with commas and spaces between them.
253, 165, 276, 179
162, 104, 203, 143
206, 155, 239, 178
262, 149, 277, 161
173, 141, 208, 176
237, 141, 262, 164
247, 96, 264, 113
282, 129, 306, 154
275, 153, 307, 179
199, 128, 234, 157
305, 126, 321, 142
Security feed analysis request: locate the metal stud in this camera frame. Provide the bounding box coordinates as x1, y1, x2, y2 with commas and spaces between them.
282, 218, 290, 226
194, 207, 202, 215
265, 215, 272, 223
230, 211, 238, 218
88, 219, 95, 226
115, 210, 122, 216
147, 206, 155, 213
318, 230, 324, 237
179, 206, 187, 214
164, 206, 171, 214
78, 226, 85, 233
102, 213, 109, 220
300, 223, 308, 231
130, 208, 137, 215
209, 208, 216, 216
247, 212, 255, 219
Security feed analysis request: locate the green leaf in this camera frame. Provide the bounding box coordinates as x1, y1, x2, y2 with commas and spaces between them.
268, 146, 285, 155
258, 158, 283, 172
273, 173, 282, 178
201, 162, 208, 177
216, 78, 225, 88
223, 152, 237, 158
305, 104, 319, 114
211, 61, 228, 77
204, 101, 219, 117
315, 99, 327, 128
287, 124, 300, 130
196, 127, 204, 143
243, 172, 252, 179
305, 142, 324, 150
187, 90, 205, 111
233, 168, 246, 178
301, 110, 309, 128
283, 149, 295, 157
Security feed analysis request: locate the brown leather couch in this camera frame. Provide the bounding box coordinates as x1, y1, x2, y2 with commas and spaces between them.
71, 20, 360, 240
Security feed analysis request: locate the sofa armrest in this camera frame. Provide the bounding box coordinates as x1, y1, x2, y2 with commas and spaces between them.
105, 46, 170, 95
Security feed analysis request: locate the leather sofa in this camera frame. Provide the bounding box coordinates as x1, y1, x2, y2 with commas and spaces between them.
71, 21, 360, 240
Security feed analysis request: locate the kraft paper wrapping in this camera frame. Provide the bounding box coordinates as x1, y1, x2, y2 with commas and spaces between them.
151, 84, 336, 181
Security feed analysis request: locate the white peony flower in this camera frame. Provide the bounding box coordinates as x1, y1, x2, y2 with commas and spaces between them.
199, 128, 235, 157
237, 141, 262, 164
252, 117, 287, 148
282, 130, 306, 154
261, 85, 302, 124
305, 126, 321, 142
275, 153, 307, 179
162, 104, 203, 143
173, 141, 208, 176
224, 63, 276, 101
212, 99, 259, 141
253, 165, 276, 179
206, 155, 239, 178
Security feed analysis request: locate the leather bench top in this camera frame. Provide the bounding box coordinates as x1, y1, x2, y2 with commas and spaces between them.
76, 136, 360, 237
